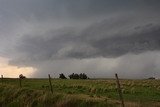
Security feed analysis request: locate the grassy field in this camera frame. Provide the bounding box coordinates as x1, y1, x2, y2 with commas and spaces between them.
0, 78, 160, 107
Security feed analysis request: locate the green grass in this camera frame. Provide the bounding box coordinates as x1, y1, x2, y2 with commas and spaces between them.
0, 78, 160, 107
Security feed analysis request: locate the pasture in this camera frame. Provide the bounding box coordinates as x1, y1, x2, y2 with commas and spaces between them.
0, 78, 160, 107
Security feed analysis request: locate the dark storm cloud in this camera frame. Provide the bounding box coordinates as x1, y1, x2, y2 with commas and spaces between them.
10, 20, 160, 65
0, 0, 160, 78
1, 0, 160, 21
90, 24, 160, 57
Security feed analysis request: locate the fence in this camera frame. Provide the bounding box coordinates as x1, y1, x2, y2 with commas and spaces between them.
0, 73, 126, 106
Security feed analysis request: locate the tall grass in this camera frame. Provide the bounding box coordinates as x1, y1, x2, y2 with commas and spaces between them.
0, 78, 160, 107
0, 84, 116, 107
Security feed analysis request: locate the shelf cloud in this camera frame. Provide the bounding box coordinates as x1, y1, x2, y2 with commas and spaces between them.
0, 0, 160, 78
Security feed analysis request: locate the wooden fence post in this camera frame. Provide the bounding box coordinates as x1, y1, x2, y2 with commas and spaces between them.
1, 75, 3, 84
115, 73, 125, 107
48, 74, 53, 93
19, 77, 22, 88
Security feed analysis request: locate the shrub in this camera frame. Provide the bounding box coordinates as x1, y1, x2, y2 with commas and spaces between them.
59, 73, 67, 79
79, 73, 88, 79
69, 73, 88, 79
68, 73, 79, 79
19, 74, 26, 79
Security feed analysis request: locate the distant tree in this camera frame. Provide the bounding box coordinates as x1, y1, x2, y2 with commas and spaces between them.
19, 74, 26, 79
79, 73, 88, 79
148, 77, 155, 80
69, 73, 88, 79
68, 73, 74, 79
69, 73, 79, 79
59, 73, 67, 79
73, 73, 79, 79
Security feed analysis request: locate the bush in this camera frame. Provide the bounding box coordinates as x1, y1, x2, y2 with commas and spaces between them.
69, 73, 79, 79
69, 73, 88, 79
59, 73, 67, 79
19, 74, 26, 79
79, 73, 88, 79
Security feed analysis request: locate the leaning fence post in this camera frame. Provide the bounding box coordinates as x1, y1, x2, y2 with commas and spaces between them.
48, 74, 53, 93
1, 75, 3, 84
115, 73, 125, 107
19, 77, 22, 88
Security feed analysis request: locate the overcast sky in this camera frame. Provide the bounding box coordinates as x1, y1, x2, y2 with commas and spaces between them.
0, 0, 160, 78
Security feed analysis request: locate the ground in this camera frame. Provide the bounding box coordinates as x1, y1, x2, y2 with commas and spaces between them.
0, 78, 160, 107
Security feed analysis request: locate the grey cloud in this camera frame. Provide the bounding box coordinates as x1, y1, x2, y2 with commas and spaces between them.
112, 51, 160, 79
29, 52, 160, 79
1, 0, 159, 22
9, 20, 160, 66
1, 0, 160, 78
91, 25, 160, 57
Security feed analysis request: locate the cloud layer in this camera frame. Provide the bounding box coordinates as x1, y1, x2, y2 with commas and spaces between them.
0, 0, 160, 78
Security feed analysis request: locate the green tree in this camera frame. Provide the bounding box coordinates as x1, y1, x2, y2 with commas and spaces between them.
59, 73, 67, 79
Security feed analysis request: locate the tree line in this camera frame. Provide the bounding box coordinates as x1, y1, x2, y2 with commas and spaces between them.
59, 73, 89, 79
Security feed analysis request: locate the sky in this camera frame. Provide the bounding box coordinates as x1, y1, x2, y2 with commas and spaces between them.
0, 0, 160, 78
